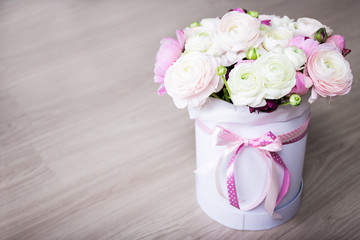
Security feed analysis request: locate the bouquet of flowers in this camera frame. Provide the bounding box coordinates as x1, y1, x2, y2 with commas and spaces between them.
154, 8, 353, 113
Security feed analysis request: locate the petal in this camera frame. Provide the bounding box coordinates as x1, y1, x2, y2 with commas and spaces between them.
308, 87, 319, 103
176, 29, 185, 49
303, 74, 313, 88
326, 35, 345, 50
157, 84, 167, 96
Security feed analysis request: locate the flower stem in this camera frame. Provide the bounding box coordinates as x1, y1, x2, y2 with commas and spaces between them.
221, 75, 232, 98
211, 93, 221, 99
223, 88, 231, 102
279, 102, 291, 105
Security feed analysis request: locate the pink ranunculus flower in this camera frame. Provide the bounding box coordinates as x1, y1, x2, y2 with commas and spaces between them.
305, 43, 353, 103
154, 30, 185, 96
326, 35, 351, 57
288, 72, 310, 96
288, 35, 319, 57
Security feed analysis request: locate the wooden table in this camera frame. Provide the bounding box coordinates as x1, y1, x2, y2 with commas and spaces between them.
1, 0, 359, 239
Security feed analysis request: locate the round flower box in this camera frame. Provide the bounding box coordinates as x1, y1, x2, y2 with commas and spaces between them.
189, 98, 310, 230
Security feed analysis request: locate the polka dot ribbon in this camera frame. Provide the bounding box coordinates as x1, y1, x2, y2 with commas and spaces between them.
195, 114, 310, 217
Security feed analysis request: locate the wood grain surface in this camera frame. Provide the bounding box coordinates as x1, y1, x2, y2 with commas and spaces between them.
1, 0, 360, 239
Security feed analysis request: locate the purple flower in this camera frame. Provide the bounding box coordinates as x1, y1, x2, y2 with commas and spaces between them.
261, 20, 271, 26
249, 100, 278, 113
230, 8, 247, 13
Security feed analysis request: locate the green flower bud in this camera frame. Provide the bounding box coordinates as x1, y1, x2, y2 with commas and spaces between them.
190, 21, 200, 28
289, 94, 302, 106
216, 66, 227, 76
314, 27, 328, 43
247, 10, 259, 18
246, 47, 260, 60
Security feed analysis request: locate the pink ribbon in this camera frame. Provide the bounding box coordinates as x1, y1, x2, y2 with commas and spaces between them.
195, 114, 310, 217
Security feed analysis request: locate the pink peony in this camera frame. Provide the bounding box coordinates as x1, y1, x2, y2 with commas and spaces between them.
305, 43, 353, 103
154, 30, 185, 96
288, 35, 319, 57
288, 72, 310, 96
326, 35, 345, 50
326, 35, 351, 57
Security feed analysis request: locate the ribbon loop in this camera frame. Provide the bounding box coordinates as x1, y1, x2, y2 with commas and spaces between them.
194, 115, 310, 217
211, 125, 242, 146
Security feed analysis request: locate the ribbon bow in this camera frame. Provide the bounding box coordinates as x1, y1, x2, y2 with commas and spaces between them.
212, 125, 286, 217
212, 125, 283, 151
194, 116, 310, 217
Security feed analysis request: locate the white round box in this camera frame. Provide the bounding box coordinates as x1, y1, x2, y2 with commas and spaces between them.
189, 98, 311, 230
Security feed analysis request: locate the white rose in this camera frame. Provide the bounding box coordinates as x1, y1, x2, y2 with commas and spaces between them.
294, 17, 333, 38
283, 46, 307, 70
254, 53, 296, 99
164, 52, 223, 109
214, 11, 261, 54
262, 27, 293, 52
228, 62, 266, 107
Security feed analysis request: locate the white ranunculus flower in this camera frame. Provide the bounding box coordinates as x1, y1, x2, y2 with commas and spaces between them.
206, 42, 226, 58
254, 53, 296, 99
184, 21, 207, 38
260, 23, 271, 37
259, 15, 296, 32
184, 18, 219, 42
257, 44, 269, 56
164, 52, 223, 109
184, 18, 225, 57
259, 14, 278, 22
294, 17, 333, 38
214, 11, 261, 54
262, 27, 293, 52
217, 51, 246, 67
185, 32, 214, 53
228, 62, 266, 107
283, 46, 307, 70
271, 16, 296, 31
199, 17, 219, 29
